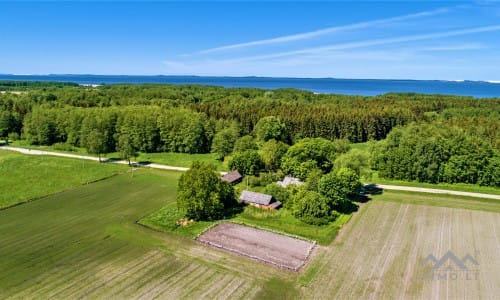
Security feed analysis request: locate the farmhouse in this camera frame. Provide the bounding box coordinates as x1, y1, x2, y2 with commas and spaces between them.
239, 190, 282, 210
277, 176, 303, 188
220, 170, 242, 184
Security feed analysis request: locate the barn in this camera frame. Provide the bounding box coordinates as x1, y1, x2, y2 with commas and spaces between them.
239, 190, 282, 210
220, 171, 243, 184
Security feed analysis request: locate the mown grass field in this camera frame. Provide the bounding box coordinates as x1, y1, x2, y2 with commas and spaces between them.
0, 150, 127, 209
0, 168, 300, 299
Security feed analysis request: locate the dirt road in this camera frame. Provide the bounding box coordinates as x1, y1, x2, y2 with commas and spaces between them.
1, 145, 497, 199
0, 146, 189, 172
376, 184, 500, 200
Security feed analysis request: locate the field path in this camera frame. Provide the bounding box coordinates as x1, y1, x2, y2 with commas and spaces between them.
0, 145, 190, 172
376, 184, 500, 200
1, 145, 497, 198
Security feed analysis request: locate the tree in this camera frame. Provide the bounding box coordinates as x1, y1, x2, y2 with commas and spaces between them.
304, 168, 323, 191
177, 161, 236, 220
264, 183, 291, 205
233, 135, 258, 153
281, 138, 350, 179
84, 129, 108, 162
158, 108, 207, 154
261, 139, 289, 171
117, 132, 138, 166
228, 150, 263, 176
290, 189, 337, 225
318, 167, 361, 212
211, 127, 239, 160
0, 111, 17, 143
254, 116, 285, 142
334, 150, 371, 179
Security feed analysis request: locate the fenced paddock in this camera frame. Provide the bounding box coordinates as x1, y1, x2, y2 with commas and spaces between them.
196, 222, 316, 271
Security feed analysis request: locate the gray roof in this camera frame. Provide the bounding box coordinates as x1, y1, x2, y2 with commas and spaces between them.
221, 170, 242, 183
277, 176, 303, 188
239, 190, 273, 205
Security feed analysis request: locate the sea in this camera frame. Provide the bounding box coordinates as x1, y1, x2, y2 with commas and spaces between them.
1, 74, 500, 98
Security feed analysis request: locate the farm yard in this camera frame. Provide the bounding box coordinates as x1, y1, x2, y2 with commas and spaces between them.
0, 151, 499, 299
197, 223, 315, 271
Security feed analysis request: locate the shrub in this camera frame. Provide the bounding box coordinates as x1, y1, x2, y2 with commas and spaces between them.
264, 183, 291, 205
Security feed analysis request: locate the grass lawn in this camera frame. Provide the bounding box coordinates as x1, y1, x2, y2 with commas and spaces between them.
133, 152, 226, 171
0, 169, 299, 299
141, 203, 352, 245
231, 206, 351, 245
0, 150, 127, 209
139, 202, 216, 239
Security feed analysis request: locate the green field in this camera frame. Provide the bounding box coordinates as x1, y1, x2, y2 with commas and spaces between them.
2, 152, 499, 299
0, 169, 299, 299
0, 150, 127, 209
134, 152, 226, 171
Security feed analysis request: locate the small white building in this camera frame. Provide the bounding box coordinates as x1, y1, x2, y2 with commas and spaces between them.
277, 176, 303, 188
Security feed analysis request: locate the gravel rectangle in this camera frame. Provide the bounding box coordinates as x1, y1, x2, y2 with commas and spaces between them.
197, 223, 315, 271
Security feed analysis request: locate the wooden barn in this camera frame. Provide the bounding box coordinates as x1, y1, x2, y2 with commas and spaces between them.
220, 170, 243, 184
239, 190, 282, 210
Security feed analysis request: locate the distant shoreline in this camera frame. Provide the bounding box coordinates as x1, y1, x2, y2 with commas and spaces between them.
1, 74, 500, 98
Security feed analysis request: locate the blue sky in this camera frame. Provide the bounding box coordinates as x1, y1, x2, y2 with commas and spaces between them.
1, 1, 499, 80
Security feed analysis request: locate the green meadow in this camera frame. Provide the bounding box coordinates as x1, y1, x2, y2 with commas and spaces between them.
0, 150, 127, 209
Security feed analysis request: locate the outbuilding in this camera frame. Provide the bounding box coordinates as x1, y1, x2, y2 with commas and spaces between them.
277, 176, 303, 188
239, 190, 282, 210
220, 170, 243, 184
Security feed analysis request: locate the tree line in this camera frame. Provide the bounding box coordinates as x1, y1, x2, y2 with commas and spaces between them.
370, 106, 499, 187
0, 83, 498, 187
1, 84, 498, 145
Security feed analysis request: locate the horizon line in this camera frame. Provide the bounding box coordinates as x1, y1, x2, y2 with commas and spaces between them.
1, 73, 499, 83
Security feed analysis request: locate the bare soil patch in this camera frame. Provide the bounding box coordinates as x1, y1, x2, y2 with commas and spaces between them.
197, 222, 316, 271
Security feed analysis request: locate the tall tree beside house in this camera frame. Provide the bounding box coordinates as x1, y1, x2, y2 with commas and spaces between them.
211, 125, 240, 160
318, 167, 362, 212
233, 135, 258, 153
261, 139, 289, 171
281, 138, 350, 179
177, 161, 236, 221
228, 150, 264, 176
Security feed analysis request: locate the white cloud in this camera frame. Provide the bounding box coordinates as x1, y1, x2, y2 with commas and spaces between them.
197, 7, 451, 54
